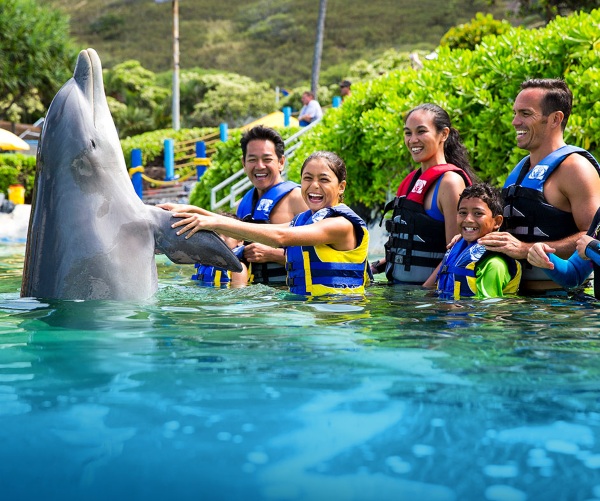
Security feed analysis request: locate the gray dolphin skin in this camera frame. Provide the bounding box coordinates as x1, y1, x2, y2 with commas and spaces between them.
21, 48, 242, 300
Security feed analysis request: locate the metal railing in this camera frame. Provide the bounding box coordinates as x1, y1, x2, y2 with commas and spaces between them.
210, 118, 322, 211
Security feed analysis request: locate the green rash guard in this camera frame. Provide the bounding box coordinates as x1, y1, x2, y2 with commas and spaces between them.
475, 255, 514, 299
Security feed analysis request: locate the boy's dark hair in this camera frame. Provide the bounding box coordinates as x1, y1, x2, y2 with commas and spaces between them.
240, 125, 285, 160
458, 183, 503, 216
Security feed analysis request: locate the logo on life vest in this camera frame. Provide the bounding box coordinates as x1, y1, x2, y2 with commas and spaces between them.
412, 179, 427, 194
257, 199, 274, 212
529, 164, 549, 180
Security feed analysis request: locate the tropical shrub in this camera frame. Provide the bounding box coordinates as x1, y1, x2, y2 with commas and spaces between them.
0, 0, 75, 123
0, 154, 36, 203
185, 72, 275, 128
440, 13, 512, 50
120, 127, 218, 168
283, 9, 600, 212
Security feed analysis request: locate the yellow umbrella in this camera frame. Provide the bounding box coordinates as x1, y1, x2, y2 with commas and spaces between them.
0, 128, 30, 151
239, 111, 299, 131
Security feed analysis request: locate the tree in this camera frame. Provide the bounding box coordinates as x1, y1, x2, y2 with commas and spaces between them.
0, 0, 76, 123
310, 0, 327, 98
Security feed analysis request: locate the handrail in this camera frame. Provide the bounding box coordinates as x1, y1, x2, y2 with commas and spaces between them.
210, 168, 248, 210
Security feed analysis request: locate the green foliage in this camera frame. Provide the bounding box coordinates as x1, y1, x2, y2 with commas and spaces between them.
104, 60, 171, 135
0, 154, 36, 202
120, 127, 217, 169
45, 0, 511, 89
103, 62, 278, 136
183, 72, 276, 128
0, 0, 77, 123
440, 13, 512, 50
89, 13, 125, 40
284, 9, 600, 211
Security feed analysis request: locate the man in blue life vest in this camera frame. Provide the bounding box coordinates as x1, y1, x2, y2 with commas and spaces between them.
236, 126, 308, 285
478, 78, 600, 294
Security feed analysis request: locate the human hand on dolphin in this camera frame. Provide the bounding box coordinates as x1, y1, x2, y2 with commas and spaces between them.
157, 203, 220, 239
157, 203, 217, 215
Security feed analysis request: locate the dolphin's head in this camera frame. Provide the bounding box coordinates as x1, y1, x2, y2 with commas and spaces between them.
37, 48, 130, 198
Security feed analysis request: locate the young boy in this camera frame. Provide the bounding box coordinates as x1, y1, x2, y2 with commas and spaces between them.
191, 213, 249, 287
436, 184, 522, 299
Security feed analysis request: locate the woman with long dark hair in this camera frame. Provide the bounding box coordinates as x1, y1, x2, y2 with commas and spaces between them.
374, 103, 477, 286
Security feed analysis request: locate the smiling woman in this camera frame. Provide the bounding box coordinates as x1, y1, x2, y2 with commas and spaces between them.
378, 103, 477, 287
158, 151, 371, 296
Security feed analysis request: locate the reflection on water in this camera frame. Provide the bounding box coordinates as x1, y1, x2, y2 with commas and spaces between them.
1, 245, 600, 500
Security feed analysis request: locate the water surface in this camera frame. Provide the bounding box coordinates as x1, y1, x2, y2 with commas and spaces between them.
1, 244, 599, 501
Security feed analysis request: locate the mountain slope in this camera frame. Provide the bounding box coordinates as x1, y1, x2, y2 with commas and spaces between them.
46, 0, 511, 86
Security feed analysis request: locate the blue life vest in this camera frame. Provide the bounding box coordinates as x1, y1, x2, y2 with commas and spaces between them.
436, 239, 521, 300
382, 165, 472, 284
502, 145, 600, 282
237, 180, 299, 222
191, 245, 244, 287
236, 180, 299, 285
503, 145, 600, 241
285, 205, 370, 296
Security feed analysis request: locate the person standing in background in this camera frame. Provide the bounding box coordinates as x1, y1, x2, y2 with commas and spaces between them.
339, 80, 352, 100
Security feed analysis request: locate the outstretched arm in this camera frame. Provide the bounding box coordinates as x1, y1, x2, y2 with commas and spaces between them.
527, 240, 593, 288
160, 204, 358, 251
543, 252, 593, 289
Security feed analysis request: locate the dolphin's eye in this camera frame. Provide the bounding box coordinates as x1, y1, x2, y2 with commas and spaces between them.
91, 140, 96, 149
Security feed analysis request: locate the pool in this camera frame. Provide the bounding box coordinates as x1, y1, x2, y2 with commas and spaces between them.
1, 243, 599, 501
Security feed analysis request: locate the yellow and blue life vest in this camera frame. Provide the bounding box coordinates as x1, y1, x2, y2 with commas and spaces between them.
436, 239, 521, 300
191, 245, 244, 287
285, 205, 370, 296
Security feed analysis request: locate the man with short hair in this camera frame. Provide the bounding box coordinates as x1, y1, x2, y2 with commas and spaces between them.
479, 78, 600, 293
236, 125, 308, 284
339, 80, 352, 100
298, 91, 323, 126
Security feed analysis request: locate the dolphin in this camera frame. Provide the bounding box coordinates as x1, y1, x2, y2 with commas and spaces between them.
21, 48, 242, 300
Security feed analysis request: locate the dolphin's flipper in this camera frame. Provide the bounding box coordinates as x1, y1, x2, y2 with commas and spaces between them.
151, 207, 243, 272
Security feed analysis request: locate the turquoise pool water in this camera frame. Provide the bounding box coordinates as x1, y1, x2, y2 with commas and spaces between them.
1, 243, 600, 501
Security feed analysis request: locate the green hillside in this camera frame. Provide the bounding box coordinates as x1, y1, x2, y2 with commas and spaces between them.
45, 0, 513, 87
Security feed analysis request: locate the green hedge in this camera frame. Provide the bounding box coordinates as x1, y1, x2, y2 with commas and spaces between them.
0, 154, 36, 203
282, 9, 600, 210
120, 127, 218, 168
